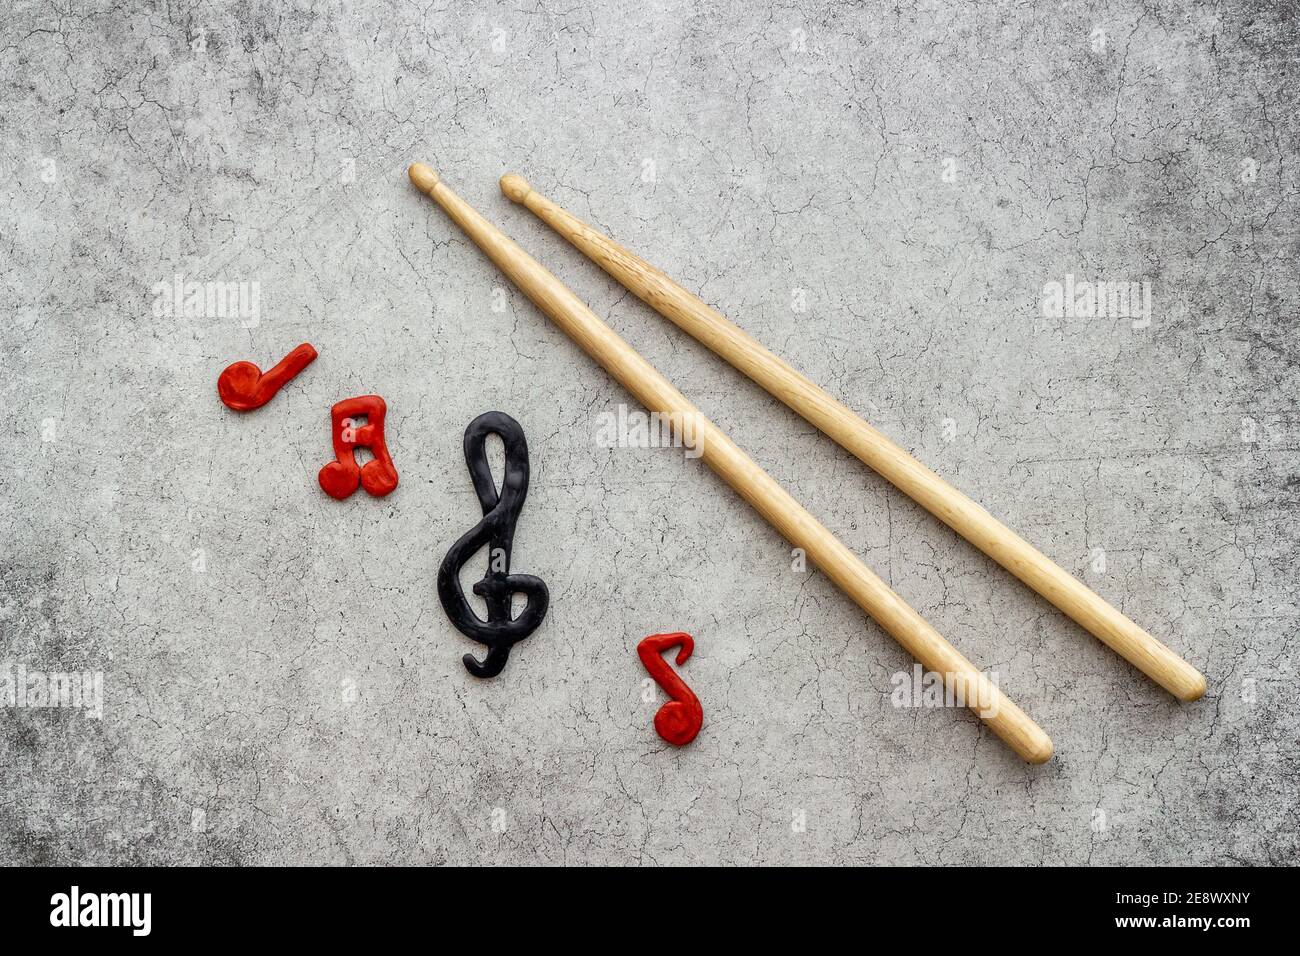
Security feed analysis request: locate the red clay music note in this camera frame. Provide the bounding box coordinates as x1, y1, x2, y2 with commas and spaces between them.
638, 632, 704, 746
318, 395, 399, 499
217, 342, 317, 411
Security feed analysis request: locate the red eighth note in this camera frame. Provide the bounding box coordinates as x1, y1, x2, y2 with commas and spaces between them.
217, 343, 317, 411
637, 632, 704, 746
318, 395, 399, 499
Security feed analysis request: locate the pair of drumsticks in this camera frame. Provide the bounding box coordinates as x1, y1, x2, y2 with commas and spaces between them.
408, 163, 1204, 763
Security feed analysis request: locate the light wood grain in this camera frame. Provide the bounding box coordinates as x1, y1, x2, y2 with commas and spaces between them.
500, 173, 1206, 704
411, 163, 1053, 763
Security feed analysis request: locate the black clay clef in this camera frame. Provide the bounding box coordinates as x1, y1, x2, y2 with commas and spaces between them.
438, 411, 549, 678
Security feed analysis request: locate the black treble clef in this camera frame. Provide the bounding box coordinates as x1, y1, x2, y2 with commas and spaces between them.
437, 411, 550, 678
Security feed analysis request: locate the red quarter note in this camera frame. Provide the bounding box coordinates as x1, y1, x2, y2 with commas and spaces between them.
217, 342, 318, 412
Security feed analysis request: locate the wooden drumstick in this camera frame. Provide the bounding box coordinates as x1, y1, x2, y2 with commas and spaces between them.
410, 163, 1053, 763
499, 174, 1206, 704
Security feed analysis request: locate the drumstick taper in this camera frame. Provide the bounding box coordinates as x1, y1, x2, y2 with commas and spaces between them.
498, 173, 1205, 704
410, 163, 1053, 763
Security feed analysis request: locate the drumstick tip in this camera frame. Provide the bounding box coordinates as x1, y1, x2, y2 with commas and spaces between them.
500, 173, 532, 204
1025, 733, 1054, 764
408, 163, 440, 194
1176, 669, 1207, 702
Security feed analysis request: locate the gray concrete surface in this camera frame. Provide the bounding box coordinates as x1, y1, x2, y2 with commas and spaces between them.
1, 0, 1296, 865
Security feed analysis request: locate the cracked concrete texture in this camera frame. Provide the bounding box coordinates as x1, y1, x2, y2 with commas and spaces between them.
1, 0, 1296, 865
